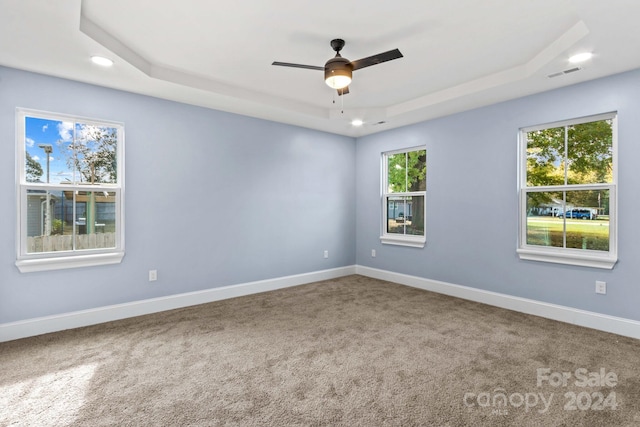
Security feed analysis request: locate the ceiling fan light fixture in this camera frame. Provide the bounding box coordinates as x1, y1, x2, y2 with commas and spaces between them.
273, 38, 403, 93
324, 57, 352, 89
326, 74, 351, 90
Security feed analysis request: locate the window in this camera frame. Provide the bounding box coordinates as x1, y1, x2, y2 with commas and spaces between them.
16, 109, 124, 272
517, 112, 616, 269
381, 147, 426, 247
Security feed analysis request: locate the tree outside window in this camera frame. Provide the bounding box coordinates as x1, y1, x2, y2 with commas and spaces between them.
16, 109, 124, 272
518, 113, 617, 269
381, 147, 426, 247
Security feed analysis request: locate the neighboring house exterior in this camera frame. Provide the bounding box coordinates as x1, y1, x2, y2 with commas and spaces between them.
26, 191, 115, 237
26, 191, 56, 237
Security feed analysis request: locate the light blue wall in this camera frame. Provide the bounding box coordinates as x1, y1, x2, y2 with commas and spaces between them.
0, 66, 356, 323
356, 68, 640, 321
4, 65, 640, 326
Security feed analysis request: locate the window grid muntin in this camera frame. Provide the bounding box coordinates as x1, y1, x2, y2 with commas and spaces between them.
16, 108, 124, 268
381, 146, 426, 245
518, 112, 617, 267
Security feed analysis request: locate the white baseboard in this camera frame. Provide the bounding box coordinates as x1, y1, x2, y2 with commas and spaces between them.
356, 265, 640, 340
0, 266, 356, 343
4, 265, 639, 343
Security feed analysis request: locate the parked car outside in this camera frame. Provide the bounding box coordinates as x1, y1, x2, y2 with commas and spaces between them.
558, 209, 596, 220
394, 213, 414, 223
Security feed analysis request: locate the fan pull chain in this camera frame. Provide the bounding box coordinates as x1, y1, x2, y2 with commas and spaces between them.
331, 89, 344, 113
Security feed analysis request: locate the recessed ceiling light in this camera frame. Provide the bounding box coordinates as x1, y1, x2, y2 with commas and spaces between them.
569, 52, 593, 64
91, 56, 114, 67
351, 119, 364, 127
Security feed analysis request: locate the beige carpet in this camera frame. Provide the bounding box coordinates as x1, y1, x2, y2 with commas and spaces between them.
1, 275, 639, 426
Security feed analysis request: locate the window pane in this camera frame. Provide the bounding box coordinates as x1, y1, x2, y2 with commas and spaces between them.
19, 110, 124, 271
382, 147, 427, 244
407, 150, 426, 191
405, 195, 424, 236
565, 190, 609, 251
519, 114, 616, 266
567, 120, 613, 185
73, 123, 118, 184
386, 196, 406, 234
526, 126, 564, 186
525, 191, 564, 247
26, 189, 72, 253
386, 196, 425, 236
25, 117, 75, 184
75, 191, 117, 250
387, 153, 407, 193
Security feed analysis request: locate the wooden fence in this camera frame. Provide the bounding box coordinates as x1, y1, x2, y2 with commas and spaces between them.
26, 233, 116, 253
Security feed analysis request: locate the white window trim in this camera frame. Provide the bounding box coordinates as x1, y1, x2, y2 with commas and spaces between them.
517, 112, 617, 269
380, 234, 426, 248
15, 108, 125, 273
15, 252, 125, 273
380, 146, 427, 248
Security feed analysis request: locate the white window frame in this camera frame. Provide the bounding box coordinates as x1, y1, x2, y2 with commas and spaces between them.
517, 112, 617, 269
380, 146, 427, 248
15, 108, 125, 273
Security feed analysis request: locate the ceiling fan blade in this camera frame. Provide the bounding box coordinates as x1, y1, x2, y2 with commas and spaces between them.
337, 86, 350, 96
350, 49, 403, 71
272, 61, 324, 71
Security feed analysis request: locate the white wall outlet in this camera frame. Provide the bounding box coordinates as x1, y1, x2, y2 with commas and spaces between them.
595, 281, 606, 294
323, 250, 329, 259
149, 270, 158, 282
371, 249, 376, 257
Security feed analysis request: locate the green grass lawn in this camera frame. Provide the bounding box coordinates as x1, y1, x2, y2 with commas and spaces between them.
526, 216, 609, 251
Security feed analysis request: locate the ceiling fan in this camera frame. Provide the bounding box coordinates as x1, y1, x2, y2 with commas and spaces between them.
272, 39, 403, 96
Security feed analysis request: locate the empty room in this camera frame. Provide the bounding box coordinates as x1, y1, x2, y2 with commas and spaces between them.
2, 1, 640, 425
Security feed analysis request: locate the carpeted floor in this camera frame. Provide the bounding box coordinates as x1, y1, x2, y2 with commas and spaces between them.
1, 275, 639, 426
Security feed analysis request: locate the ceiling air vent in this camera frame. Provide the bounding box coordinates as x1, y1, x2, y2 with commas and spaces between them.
547, 67, 582, 78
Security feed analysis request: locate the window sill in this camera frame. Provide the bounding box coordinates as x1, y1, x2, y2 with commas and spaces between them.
16, 251, 125, 273
380, 235, 426, 248
517, 248, 617, 269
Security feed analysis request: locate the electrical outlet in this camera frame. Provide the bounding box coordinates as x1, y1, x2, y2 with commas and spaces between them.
149, 270, 158, 282
323, 250, 329, 259
595, 281, 606, 294
371, 249, 376, 257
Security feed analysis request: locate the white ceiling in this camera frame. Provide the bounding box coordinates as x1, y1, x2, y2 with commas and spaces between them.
2, 0, 640, 137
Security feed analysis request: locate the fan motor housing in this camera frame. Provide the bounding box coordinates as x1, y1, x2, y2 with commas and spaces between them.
272, 38, 403, 92
324, 57, 352, 83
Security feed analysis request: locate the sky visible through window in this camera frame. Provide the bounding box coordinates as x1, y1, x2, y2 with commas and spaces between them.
25, 117, 74, 184
25, 117, 118, 185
